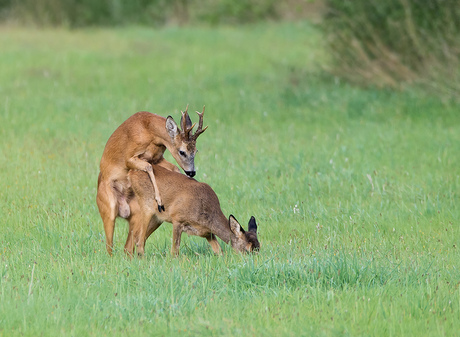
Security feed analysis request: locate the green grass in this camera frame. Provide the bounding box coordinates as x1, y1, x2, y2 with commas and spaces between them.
0, 22, 459, 336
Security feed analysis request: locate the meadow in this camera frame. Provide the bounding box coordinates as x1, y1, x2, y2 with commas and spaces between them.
0, 22, 459, 336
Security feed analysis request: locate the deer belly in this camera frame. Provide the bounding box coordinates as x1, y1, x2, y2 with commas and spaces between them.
140, 144, 165, 163
182, 224, 209, 237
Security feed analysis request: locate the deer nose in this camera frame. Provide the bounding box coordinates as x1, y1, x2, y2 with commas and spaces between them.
185, 171, 196, 177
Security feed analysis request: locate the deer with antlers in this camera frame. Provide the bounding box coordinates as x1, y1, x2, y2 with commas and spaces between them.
124, 165, 260, 257
96, 106, 207, 255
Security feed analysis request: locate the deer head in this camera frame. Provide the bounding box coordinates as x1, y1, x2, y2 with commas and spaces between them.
228, 215, 260, 253
165, 105, 208, 177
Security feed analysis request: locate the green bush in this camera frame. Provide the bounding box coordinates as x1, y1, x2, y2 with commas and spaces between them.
3, 0, 174, 27
323, 0, 460, 98
0, 0, 283, 27
193, 0, 278, 25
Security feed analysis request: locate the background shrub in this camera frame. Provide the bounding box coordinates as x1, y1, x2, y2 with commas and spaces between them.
0, 0, 288, 27
193, 0, 278, 25
3, 0, 172, 27
323, 0, 460, 99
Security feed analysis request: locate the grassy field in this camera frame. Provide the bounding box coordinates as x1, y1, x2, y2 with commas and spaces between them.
0, 22, 459, 336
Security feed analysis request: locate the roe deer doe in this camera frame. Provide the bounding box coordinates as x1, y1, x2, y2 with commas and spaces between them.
124, 165, 260, 257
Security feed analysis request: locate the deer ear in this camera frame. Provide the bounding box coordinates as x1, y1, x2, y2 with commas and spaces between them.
166, 116, 179, 138
248, 216, 257, 233
229, 215, 245, 237
180, 110, 193, 130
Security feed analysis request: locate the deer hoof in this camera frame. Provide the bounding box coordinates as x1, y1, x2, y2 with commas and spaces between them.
158, 204, 165, 212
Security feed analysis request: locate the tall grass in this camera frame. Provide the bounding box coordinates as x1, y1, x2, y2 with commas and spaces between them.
324, 0, 460, 99
0, 22, 459, 335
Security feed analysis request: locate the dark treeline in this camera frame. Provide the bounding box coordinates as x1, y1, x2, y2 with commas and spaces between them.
0, 0, 317, 27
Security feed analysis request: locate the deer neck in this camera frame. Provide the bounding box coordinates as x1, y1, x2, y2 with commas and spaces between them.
209, 214, 237, 245
148, 116, 173, 148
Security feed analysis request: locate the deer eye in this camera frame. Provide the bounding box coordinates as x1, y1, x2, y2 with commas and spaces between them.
179, 150, 186, 157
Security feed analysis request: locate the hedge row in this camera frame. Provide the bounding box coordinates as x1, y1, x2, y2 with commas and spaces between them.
0, 0, 282, 26
323, 0, 460, 96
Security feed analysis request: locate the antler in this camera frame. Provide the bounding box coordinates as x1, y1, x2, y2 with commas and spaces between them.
180, 104, 189, 135
185, 122, 196, 140
180, 104, 196, 140
192, 106, 208, 141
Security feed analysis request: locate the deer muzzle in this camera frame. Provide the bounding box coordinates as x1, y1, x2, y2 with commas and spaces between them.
185, 170, 196, 177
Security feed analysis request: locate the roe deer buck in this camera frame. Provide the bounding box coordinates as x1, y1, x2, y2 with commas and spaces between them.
96, 106, 207, 255
124, 165, 260, 257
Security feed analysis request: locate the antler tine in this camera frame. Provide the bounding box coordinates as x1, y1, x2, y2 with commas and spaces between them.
180, 104, 189, 135
193, 105, 208, 140
185, 122, 196, 139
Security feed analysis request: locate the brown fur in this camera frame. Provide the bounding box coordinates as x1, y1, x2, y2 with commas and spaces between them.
96, 109, 206, 255
125, 165, 260, 257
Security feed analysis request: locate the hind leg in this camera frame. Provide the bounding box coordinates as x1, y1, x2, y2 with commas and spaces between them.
124, 196, 141, 258
126, 185, 158, 257
96, 173, 118, 255
138, 217, 163, 254
126, 211, 160, 257
144, 217, 163, 243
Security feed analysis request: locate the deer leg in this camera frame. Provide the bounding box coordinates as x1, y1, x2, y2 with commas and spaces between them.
126, 199, 156, 258
144, 218, 163, 246
206, 234, 222, 255
146, 168, 165, 213
125, 214, 150, 258
96, 174, 118, 255
124, 230, 134, 258
126, 156, 164, 212
124, 227, 136, 259
135, 220, 147, 258
171, 223, 183, 257
124, 198, 140, 258
127, 172, 165, 257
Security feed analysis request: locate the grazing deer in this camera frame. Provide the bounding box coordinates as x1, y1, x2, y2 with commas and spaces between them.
96, 106, 207, 255
124, 165, 260, 257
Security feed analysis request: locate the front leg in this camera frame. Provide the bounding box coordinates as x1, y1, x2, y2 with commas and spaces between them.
206, 234, 222, 255
171, 222, 183, 257
127, 156, 164, 212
